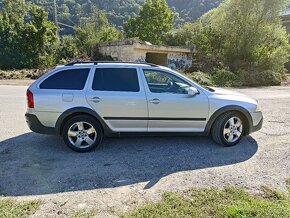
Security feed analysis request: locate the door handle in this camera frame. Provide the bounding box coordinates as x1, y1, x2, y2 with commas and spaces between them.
149, 98, 161, 104
89, 97, 101, 103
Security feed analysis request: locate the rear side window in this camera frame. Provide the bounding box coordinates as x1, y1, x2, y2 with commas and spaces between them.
92, 68, 139, 92
40, 68, 90, 90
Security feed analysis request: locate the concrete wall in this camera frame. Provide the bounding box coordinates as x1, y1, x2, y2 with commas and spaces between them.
167, 53, 192, 70
98, 42, 193, 70
98, 45, 136, 61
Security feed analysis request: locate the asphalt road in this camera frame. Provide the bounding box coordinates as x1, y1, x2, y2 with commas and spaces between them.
0, 85, 289, 217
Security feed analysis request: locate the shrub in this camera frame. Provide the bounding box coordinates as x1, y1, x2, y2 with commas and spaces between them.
212, 68, 242, 87
184, 71, 213, 86
239, 70, 283, 87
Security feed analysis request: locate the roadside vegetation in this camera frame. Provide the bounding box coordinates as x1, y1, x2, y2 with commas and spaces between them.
69, 209, 97, 218
0, 199, 40, 218
0, 0, 289, 87
123, 183, 290, 218
0, 181, 289, 217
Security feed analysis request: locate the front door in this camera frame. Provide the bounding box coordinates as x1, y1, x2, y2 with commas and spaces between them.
142, 69, 209, 132
86, 67, 148, 132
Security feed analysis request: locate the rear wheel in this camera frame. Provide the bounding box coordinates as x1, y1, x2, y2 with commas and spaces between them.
62, 115, 103, 152
211, 112, 245, 146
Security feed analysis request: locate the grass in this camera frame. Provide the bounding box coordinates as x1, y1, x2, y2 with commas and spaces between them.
122, 183, 290, 218
69, 209, 97, 218
0, 199, 41, 218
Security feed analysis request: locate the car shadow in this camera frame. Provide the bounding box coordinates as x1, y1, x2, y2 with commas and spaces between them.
0, 133, 258, 196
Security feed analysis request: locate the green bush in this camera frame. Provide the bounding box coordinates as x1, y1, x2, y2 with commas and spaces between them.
184, 71, 213, 86
239, 70, 283, 87
212, 68, 242, 87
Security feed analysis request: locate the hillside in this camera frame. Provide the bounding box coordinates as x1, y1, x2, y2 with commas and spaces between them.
0, 0, 222, 31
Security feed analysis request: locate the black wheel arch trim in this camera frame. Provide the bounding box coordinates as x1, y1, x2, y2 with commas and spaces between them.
204, 105, 253, 135
55, 107, 114, 136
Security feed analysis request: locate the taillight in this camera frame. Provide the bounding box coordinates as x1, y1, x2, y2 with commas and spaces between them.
26, 89, 34, 108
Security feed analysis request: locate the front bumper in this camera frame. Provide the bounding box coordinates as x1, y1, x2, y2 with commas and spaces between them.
249, 111, 263, 134
25, 113, 56, 135
251, 117, 263, 133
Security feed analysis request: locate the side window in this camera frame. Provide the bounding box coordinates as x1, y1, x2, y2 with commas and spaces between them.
92, 68, 140, 92
40, 68, 90, 90
143, 70, 190, 94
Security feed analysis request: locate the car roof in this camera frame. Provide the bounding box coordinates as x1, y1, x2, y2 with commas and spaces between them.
62, 61, 159, 67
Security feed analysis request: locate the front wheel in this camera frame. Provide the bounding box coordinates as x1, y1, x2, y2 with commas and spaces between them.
62, 115, 103, 152
211, 112, 245, 146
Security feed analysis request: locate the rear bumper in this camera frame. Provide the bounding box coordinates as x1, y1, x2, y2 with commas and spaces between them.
25, 113, 56, 135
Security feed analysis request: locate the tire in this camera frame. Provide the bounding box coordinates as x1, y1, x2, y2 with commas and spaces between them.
62, 115, 103, 152
211, 112, 245, 146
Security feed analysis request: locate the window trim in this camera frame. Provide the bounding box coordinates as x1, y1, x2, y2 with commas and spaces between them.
142, 69, 191, 95
91, 67, 141, 93
38, 67, 91, 91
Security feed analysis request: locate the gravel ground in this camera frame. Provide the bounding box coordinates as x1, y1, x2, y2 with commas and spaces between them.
0, 85, 289, 217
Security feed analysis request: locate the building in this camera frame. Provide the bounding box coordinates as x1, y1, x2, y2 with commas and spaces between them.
280, 9, 290, 34
97, 38, 195, 70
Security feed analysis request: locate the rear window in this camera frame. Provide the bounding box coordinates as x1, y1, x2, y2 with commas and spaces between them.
40, 68, 90, 90
92, 68, 139, 92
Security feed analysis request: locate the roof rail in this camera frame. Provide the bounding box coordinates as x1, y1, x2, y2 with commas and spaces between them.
65, 61, 159, 67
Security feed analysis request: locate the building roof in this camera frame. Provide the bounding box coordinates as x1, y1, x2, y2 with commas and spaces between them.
98, 38, 195, 54
280, 9, 290, 16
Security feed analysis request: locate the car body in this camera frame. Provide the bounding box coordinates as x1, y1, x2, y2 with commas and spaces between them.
25, 62, 263, 152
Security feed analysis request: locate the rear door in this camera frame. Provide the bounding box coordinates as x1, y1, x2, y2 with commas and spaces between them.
86, 67, 148, 132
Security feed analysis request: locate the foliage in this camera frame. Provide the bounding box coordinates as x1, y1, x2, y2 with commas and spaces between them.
212, 68, 242, 87
166, 0, 290, 86
183, 71, 213, 86
239, 69, 283, 87
75, 9, 122, 57
124, 0, 174, 44
0, 0, 222, 32
204, 0, 289, 74
57, 35, 79, 61
0, 1, 122, 69
69, 209, 97, 218
0, 0, 58, 69
0, 69, 43, 79
0, 199, 40, 217
123, 184, 290, 218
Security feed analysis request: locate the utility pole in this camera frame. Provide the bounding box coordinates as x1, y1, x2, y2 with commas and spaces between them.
53, 0, 58, 25
53, 0, 59, 36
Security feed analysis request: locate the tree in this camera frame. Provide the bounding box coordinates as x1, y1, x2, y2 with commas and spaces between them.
124, 0, 174, 44
0, 0, 58, 69
202, 0, 289, 75
74, 9, 122, 57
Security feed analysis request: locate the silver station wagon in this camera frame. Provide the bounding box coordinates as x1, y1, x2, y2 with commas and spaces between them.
25, 62, 263, 152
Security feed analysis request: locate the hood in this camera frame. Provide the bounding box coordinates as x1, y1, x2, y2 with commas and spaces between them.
208, 87, 258, 106
211, 87, 247, 97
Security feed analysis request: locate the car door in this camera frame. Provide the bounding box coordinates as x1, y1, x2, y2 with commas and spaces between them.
141, 69, 209, 132
86, 67, 148, 132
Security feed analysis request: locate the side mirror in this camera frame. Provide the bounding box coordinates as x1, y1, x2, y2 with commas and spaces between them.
187, 87, 199, 96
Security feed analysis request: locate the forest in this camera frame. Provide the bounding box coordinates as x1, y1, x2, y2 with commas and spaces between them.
0, 0, 289, 87
0, 0, 222, 32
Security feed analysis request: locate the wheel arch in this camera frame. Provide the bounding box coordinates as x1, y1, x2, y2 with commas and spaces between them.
56, 107, 114, 135
205, 105, 253, 135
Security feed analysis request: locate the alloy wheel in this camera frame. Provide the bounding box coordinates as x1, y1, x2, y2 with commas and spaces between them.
223, 117, 243, 143
67, 121, 97, 148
